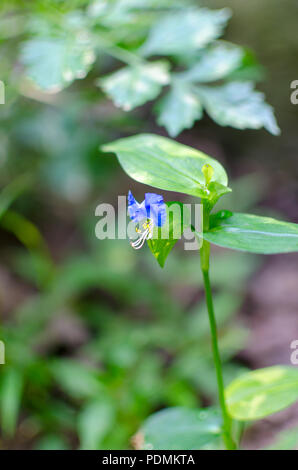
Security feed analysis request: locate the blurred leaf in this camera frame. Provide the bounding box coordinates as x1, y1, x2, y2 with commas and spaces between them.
35, 434, 69, 450
265, 427, 298, 450
0, 175, 32, 220
187, 292, 244, 341
180, 43, 243, 83
163, 378, 198, 408
147, 202, 190, 268
204, 211, 298, 254
215, 173, 269, 213
0, 210, 48, 254
197, 81, 280, 135
141, 8, 231, 56
100, 61, 170, 111
226, 366, 298, 421
78, 399, 115, 450
0, 368, 23, 436
21, 35, 95, 92
156, 82, 203, 137
227, 49, 265, 82
51, 359, 103, 400
102, 134, 229, 199
140, 407, 222, 450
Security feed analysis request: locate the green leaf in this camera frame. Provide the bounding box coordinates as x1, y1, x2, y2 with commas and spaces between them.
35, 434, 69, 450
156, 82, 203, 137
78, 399, 115, 450
0, 368, 23, 436
226, 366, 298, 421
203, 211, 298, 254
141, 7, 231, 56
180, 43, 243, 83
197, 81, 280, 135
100, 62, 170, 111
265, 426, 298, 450
147, 202, 191, 268
140, 407, 223, 450
102, 134, 230, 199
51, 359, 103, 400
0, 174, 32, 220
21, 36, 95, 92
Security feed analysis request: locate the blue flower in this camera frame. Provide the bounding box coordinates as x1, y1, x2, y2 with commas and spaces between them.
128, 191, 166, 249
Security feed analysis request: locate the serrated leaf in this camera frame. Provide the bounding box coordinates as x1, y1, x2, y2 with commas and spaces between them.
197, 81, 280, 135
226, 366, 298, 421
156, 82, 203, 137
180, 43, 243, 83
203, 211, 298, 254
100, 61, 170, 111
102, 134, 230, 199
141, 7, 231, 56
140, 407, 222, 450
21, 37, 95, 92
147, 202, 191, 268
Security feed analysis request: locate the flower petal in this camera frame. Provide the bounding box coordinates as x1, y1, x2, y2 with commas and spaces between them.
127, 191, 147, 222
145, 193, 166, 227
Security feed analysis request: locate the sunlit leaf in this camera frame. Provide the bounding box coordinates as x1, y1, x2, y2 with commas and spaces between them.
140, 407, 223, 450
141, 8, 231, 56
21, 36, 95, 92
226, 366, 298, 421
156, 82, 203, 137
102, 134, 230, 199
203, 211, 298, 254
180, 43, 243, 83
197, 81, 280, 135
100, 61, 170, 111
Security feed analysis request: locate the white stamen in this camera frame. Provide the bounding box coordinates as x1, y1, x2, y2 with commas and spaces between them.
130, 220, 154, 250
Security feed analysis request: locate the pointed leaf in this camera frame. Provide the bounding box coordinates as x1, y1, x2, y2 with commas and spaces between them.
226, 366, 298, 421
102, 134, 229, 199
140, 407, 222, 450
197, 81, 280, 135
203, 211, 298, 254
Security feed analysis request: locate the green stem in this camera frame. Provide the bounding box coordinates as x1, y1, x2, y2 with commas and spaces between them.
200, 206, 236, 450
94, 34, 143, 67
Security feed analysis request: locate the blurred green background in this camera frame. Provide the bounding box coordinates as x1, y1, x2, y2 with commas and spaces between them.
0, 0, 298, 450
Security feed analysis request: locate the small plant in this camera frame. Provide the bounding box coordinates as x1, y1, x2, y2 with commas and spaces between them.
103, 133, 298, 450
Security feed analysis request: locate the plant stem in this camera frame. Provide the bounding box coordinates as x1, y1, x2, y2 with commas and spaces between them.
200, 206, 236, 450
